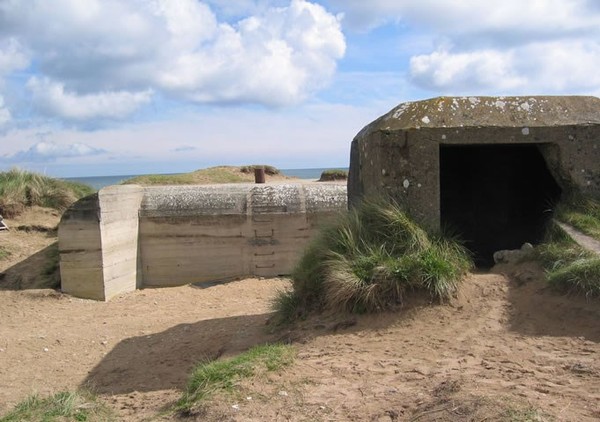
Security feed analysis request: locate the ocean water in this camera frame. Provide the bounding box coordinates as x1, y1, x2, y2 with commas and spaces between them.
63, 167, 348, 191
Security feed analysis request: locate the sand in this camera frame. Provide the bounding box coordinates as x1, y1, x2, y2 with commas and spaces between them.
0, 208, 599, 421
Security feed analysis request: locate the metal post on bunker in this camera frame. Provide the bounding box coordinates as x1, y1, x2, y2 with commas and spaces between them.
254, 166, 266, 184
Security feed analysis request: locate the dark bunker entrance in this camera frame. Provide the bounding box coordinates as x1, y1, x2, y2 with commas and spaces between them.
440, 144, 562, 267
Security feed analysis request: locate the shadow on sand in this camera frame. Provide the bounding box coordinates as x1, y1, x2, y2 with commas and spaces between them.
500, 262, 600, 342
0, 241, 59, 291
81, 312, 278, 395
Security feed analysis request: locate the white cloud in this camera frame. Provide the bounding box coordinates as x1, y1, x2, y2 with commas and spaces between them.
328, 0, 600, 95
27, 78, 153, 121
410, 40, 600, 95
0, 37, 29, 75
328, 0, 599, 37
155, 0, 346, 105
0, 0, 345, 122
4, 141, 106, 163
410, 49, 525, 93
0, 95, 10, 126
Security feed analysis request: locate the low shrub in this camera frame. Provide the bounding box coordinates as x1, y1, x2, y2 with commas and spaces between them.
273, 199, 472, 322
0, 169, 94, 217
318, 169, 347, 181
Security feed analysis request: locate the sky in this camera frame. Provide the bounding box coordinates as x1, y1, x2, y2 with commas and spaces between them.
1, 0, 600, 177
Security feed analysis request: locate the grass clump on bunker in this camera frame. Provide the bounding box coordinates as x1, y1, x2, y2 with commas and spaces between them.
273, 199, 473, 322
0, 169, 94, 218
177, 344, 294, 414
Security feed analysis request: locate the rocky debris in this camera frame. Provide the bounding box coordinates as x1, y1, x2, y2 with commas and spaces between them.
493, 243, 535, 265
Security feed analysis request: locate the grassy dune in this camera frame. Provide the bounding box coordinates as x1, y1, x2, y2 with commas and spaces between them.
122, 165, 284, 186
0, 169, 94, 217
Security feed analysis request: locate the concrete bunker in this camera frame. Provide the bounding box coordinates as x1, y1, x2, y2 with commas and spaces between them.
349, 96, 600, 265
58, 183, 347, 300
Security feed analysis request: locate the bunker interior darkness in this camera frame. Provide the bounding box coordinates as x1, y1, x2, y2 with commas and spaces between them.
440, 144, 562, 266
348, 96, 600, 266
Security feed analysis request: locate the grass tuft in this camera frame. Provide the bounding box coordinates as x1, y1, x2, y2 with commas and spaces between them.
556, 194, 600, 241
537, 219, 600, 298
0, 169, 94, 217
0, 390, 114, 422
0, 245, 10, 261
547, 258, 600, 298
177, 344, 294, 413
274, 199, 472, 321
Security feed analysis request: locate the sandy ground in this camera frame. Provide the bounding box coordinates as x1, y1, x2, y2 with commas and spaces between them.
1, 209, 599, 421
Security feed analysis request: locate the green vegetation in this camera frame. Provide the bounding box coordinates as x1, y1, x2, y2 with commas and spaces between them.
273, 199, 472, 322
177, 344, 294, 414
318, 169, 348, 181
0, 390, 114, 422
123, 165, 283, 186
537, 222, 600, 298
0, 169, 94, 217
556, 194, 600, 241
0, 245, 10, 260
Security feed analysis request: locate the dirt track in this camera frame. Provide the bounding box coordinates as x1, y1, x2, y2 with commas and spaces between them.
1, 210, 599, 421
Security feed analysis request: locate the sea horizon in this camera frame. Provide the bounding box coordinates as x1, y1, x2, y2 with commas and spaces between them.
63, 167, 349, 191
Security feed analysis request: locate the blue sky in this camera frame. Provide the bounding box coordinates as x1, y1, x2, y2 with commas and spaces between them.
1, 0, 599, 177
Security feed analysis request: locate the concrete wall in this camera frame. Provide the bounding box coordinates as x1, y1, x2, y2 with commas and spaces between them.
59, 183, 346, 300
59, 185, 144, 300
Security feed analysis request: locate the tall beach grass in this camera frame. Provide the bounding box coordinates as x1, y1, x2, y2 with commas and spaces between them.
0, 169, 94, 217
274, 199, 472, 322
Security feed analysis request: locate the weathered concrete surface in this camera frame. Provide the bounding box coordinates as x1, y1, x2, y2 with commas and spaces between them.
59, 183, 346, 300
59, 185, 144, 300
349, 96, 600, 228
139, 184, 346, 286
